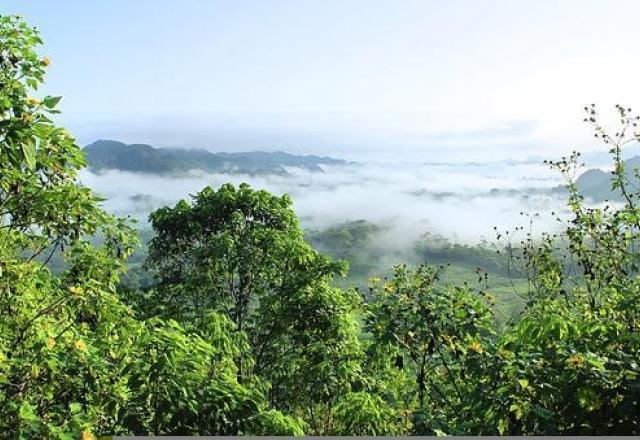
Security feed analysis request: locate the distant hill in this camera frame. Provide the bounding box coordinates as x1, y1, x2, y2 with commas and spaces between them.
82, 140, 347, 175
576, 156, 640, 201
305, 220, 387, 281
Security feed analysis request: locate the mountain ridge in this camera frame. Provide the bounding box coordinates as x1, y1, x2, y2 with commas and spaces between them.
82, 139, 348, 175
576, 156, 640, 201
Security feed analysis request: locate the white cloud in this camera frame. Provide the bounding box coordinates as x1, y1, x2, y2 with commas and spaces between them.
80, 159, 567, 243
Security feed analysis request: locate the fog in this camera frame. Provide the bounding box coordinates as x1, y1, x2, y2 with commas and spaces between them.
79, 158, 570, 246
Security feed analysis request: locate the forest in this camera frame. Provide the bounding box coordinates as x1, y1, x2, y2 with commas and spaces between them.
1, 15, 640, 437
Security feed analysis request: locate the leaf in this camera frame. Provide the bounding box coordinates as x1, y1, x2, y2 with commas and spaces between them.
42, 95, 62, 109
509, 403, 523, 420
497, 418, 508, 435
18, 402, 38, 421
21, 140, 36, 170
585, 356, 606, 371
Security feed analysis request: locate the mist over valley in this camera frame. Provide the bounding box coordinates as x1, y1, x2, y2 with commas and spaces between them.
80, 140, 571, 244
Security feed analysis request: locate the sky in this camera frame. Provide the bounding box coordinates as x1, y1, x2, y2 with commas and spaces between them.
3, 0, 640, 161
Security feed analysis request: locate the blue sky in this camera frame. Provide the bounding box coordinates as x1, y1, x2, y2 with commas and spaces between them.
3, 0, 640, 160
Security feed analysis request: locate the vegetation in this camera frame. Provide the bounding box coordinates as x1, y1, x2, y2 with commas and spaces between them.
0, 16, 302, 437
306, 219, 386, 281
574, 155, 640, 202
1, 15, 640, 437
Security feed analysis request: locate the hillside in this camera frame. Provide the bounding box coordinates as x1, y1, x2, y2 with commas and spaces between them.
83, 140, 347, 175
576, 156, 640, 201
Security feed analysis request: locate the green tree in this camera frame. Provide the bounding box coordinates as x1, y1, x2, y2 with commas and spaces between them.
0, 14, 137, 437
331, 391, 408, 435
451, 105, 640, 435
117, 314, 304, 435
144, 183, 365, 433
145, 183, 343, 327
252, 281, 365, 433
0, 15, 302, 437
366, 264, 494, 434
477, 105, 640, 435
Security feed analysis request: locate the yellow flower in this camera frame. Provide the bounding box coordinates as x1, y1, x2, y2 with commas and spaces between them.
468, 341, 484, 354
566, 354, 585, 368
75, 339, 87, 352
81, 431, 95, 440
45, 337, 56, 349
26, 96, 41, 106
69, 286, 85, 296
42, 56, 51, 66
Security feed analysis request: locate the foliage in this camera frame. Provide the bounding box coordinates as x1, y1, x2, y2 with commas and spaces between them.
0, 15, 301, 438
3, 12, 640, 437
0, 14, 133, 437
306, 219, 384, 280
476, 105, 640, 435
252, 281, 364, 433
143, 183, 364, 433
118, 315, 304, 436
366, 264, 494, 433
145, 183, 344, 324
331, 391, 408, 435
415, 232, 510, 276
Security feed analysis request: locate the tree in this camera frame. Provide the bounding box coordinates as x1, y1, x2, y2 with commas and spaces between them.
0, 14, 137, 436
0, 15, 302, 437
477, 105, 640, 435
117, 314, 304, 435
144, 183, 365, 432
252, 281, 365, 433
366, 264, 494, 434
331, 391, 408, 435
145, 183, 343, 327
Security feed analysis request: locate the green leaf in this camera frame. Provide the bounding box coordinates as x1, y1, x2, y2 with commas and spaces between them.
21, 141, 36, 170
42, 95, 62, 109
497, 418, 508, 435
19, 402, 38, 421
509, 403, 523, 420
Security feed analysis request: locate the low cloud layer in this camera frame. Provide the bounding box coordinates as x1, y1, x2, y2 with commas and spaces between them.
79, 159, 569, 246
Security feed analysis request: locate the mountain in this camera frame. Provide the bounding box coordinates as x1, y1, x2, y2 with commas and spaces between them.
82, 140, 347, 175
575, 156, 640, 201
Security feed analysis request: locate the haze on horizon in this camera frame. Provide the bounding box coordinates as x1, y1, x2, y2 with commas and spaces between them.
3, 0, 640, 161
